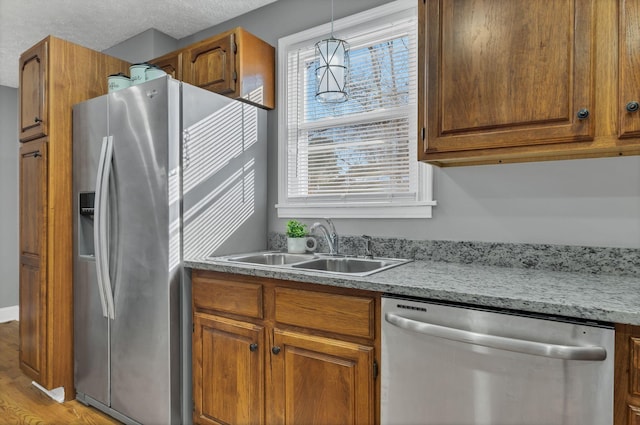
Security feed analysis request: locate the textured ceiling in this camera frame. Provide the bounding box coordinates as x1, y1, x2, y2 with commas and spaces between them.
0, 0, 277, 88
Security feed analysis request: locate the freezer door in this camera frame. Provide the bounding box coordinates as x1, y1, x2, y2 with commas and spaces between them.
73, 96, 110, 406
106, 77, 181, 424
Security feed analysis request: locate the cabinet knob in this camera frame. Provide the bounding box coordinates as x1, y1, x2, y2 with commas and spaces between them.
626, 101, 639, 113
249, 343, 258, 352
576, 109, 590, 120
34, 116, 42, 123
271, 346, 281, 355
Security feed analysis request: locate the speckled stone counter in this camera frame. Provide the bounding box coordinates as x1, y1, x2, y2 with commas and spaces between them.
186, 254, 640, 326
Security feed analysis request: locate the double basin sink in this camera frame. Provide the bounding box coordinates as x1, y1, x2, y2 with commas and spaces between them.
217, 251, 411, 277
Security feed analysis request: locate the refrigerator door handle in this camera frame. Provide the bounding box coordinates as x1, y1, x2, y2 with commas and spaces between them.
95, 135, 116, 320
101, 136, 116, 320
93, 136, 110, 318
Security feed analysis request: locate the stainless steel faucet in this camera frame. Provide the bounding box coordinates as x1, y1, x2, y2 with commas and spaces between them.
310, 218, 339, 255
362, 235, 373, 259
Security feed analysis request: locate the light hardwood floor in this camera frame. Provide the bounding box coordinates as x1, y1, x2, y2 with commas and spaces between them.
0, 321, 121, 424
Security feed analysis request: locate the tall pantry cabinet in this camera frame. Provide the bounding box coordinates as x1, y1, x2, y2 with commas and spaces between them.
18, 36, 129, 399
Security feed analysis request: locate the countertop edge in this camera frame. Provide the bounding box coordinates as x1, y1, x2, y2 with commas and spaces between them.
185, 258, 640, 326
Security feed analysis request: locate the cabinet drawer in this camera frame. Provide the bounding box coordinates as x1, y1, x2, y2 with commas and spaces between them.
274, 287, 374, 339
192, 273, 263, 319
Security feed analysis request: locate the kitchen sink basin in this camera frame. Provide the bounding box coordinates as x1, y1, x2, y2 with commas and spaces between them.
292, 257, 403, 274
218, 251, 411, 276
227, 252, 315, 265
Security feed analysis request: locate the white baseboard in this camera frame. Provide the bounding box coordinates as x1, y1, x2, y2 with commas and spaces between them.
0, 305, 19, 323
32, 381, 64, 403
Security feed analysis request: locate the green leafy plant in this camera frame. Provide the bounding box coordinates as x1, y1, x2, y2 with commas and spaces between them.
286, 219, 307, 238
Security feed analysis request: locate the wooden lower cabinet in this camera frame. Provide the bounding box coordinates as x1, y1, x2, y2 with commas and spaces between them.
193, 314, 265, 425
615, 324, 640, 425
192, 270, 379, 425
18, 140, 47, 382
270, 329, 374, 425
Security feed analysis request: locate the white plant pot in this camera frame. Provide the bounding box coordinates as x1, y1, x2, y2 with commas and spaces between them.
287, 237, 317, 254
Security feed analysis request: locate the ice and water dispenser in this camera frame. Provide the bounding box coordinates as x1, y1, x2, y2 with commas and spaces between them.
78, 192, 95, 257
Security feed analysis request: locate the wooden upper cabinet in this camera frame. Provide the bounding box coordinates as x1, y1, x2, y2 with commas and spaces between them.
149, 51, 183, 81
179, 27, 275, 110
422, 0, 595, 157
619, 0, 640, 138
19, 41, 48, 142
183, 32, 237, 96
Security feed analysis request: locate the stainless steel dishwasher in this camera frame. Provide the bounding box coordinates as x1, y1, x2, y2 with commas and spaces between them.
381, 296, 614, 425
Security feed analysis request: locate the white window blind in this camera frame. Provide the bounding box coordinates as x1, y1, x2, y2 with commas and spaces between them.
277, 0, 435, 218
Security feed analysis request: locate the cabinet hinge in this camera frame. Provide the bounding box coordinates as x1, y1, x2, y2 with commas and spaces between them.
421, 127, 426, 141
230, 32, 238, 54
232, 71, 238, 81
193, 399, 195, 412
373, 359, 379, 380
192, 323, 194, 333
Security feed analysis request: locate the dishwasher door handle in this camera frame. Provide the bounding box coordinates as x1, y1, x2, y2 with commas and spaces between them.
385, 313, 607, 361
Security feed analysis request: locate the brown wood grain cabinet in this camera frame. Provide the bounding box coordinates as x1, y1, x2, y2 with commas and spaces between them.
17, 36, 129, 400
149, 50, 183, 81
19, 42, 48, 142
150, 27, 275, 110
192, 270, 378, 425
615, 324, 640, 425
419, 0, 640, 166
19, 140, 47, 383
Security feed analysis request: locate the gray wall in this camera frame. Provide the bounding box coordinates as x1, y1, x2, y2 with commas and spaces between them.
181, 0, 640, 249
103, 28, 178, 64
109, 0, 640, 249
0, 86, 19, 308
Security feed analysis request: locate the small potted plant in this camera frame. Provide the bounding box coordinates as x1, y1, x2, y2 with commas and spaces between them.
286, 219, 308, 253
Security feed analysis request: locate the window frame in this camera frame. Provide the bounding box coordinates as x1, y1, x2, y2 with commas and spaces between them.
276, 0, 435, 219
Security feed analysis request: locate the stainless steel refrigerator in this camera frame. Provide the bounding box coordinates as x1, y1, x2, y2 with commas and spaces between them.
72, 76, 267, 425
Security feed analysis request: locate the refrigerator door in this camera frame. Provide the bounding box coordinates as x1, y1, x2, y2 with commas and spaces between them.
106, 77, 181, 424
73, 95, 110, 406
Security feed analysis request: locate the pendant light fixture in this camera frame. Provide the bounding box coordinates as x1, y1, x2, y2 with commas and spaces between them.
315, 0, 349, 103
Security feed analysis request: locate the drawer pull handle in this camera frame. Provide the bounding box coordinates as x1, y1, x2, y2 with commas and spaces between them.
626, 101, 639, 113
385, 313, 607, 361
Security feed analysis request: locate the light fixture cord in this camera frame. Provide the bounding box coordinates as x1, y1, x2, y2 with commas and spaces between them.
330, 0, 334, 37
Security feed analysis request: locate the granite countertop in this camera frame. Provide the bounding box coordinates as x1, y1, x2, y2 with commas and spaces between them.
186, 255, 640, 326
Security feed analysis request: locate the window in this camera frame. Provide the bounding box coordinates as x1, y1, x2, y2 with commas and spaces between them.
277, 0, 434, 219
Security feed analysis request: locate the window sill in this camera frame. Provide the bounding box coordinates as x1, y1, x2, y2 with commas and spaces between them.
276, 201, 436, 219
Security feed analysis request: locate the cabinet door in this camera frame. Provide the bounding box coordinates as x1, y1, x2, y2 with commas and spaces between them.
270, 329, 374, 425
422, 0, 595, 157
149, 51, 183, 81
193, 313, 265, 425
619, 0, 640, 138
18, 140, 48, 382
615, 324, 640, 425
19, 41, 48, 142
183, 33, 236, 95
